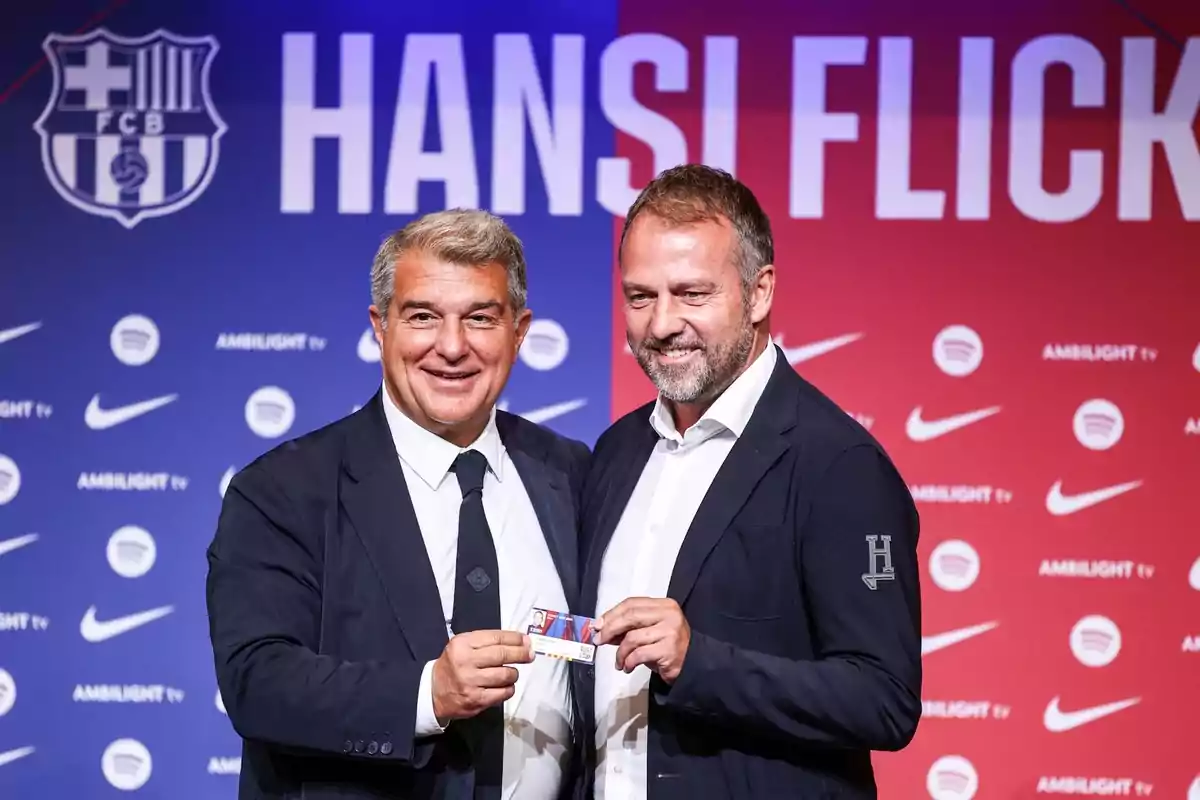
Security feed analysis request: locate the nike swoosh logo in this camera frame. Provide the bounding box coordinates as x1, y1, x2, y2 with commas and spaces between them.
357, 329, 380, 363
498, 398, 587, 425
84, 393, 178, 430
906, 405, 1001, 442
0, 533, 39, 558
921, 621, 999, 656
0, 746, 35, 768
0, 322, 42, 346
79, 604, 174, 643
1043, 695, 1140, 732
774, 332, 863, 365
1045, 479, 1143, 516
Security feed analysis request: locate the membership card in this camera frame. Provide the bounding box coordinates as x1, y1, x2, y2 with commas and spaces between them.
526, 608, 596, 664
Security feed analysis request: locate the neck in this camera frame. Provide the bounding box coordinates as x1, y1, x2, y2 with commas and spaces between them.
666, 332, 769, 433
667, 401, 705, 434
433, 416, 489, 448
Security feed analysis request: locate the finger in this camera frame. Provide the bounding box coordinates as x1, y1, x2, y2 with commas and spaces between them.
597, 611, 642, 644
613, 624, 658, 669
468, 685, 517, 713
473, 666, 520, 689
473, 643, 535, 668
603, 597, 669, 624
600, 601, 668, 644
621, 641, 669, 674
596, 601, 632, 644
615, 625, 662, 670
466, 629, 529, 649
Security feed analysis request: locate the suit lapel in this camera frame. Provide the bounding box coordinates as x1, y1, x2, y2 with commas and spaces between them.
665, 352, 800, 606
499, 414, 580, 606
579, 420, 658, 614
340, 391, 448, 661
665, 435, 791, 606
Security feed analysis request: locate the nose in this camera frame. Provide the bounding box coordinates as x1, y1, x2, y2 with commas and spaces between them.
647, 295, 685, 342
433, 318, 469, 362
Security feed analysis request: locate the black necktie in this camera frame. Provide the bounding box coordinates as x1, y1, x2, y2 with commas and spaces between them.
450, 449, 503, 797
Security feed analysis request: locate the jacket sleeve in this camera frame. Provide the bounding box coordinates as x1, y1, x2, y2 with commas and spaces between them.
657, 443, 923, 751
205, 460, 436, 767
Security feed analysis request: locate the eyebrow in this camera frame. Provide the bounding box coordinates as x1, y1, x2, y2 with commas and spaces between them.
398, 300, 505, 314
622, 280, 717, 294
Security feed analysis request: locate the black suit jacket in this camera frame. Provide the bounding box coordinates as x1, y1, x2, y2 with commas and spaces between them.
205, 391, 590, 800
576, 346, 922, 799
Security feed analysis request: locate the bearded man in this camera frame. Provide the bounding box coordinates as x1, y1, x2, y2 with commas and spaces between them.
575, 164, 922, 799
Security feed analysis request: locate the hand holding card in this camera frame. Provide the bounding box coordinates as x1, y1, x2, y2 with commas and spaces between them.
431, 630, 534, 725
595, 597, 691, 683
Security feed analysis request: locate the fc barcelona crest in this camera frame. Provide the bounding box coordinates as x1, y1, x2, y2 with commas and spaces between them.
32, 28, 227, 229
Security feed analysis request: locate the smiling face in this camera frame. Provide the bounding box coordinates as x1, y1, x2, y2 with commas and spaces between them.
369, 250, 530, 445
621, 213, 771, 412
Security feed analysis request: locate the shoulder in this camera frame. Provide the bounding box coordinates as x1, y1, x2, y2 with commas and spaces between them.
212, 409, 364, 555
498, 410, 590, 472
779, 368, 906, 483
591, 399, 655, 462
228, 408, 357, 500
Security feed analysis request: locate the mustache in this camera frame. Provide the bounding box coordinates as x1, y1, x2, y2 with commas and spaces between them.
636, 335, 706, 352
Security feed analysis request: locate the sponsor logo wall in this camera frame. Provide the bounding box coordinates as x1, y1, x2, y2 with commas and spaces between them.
1, 1, 1197, 797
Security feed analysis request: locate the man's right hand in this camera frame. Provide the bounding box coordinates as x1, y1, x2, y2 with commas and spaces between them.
431, 630, 533, 725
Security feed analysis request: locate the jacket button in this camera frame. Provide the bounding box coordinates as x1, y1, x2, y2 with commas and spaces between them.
342, 740, 353, 754
367, 741, 379, 755
380, 742, 393, 755
354, 740, 364, 753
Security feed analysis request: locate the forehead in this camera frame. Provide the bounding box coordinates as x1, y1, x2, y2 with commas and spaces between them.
621, 215, 738, 282
391, 250, 510, 302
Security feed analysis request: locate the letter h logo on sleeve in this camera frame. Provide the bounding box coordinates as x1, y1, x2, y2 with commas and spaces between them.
861, 534, 895, 590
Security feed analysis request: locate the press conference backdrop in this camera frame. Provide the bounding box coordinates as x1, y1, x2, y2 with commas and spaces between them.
2, 0, 1199, 796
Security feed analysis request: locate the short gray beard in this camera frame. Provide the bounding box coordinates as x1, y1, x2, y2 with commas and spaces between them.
632, 315, 755, 405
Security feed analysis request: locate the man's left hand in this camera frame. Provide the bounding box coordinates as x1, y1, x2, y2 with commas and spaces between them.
595, 598, 691, 684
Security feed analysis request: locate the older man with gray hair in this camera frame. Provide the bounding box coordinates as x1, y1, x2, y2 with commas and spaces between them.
206, 208, 590, 800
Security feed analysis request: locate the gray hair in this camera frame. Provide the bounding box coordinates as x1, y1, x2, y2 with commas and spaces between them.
371, 208, 528, 328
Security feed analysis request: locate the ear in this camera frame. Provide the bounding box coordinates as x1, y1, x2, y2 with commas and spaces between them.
368, 305, 385, 342
748, 265, 775, 326
512, 307, 533, 360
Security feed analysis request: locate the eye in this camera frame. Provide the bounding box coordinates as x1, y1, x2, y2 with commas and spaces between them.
407, 312, 436, 324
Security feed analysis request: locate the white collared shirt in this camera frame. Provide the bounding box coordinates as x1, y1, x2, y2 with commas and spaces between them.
592, 343, 777, 800
380, 389, 573, 799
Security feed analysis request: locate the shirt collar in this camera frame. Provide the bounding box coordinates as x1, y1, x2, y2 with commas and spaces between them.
380, 386, 504, 489
648, 342, 777, 444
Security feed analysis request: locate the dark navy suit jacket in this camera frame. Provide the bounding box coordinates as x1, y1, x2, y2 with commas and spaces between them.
576, 346, 922, 799
205, 391, 590, 800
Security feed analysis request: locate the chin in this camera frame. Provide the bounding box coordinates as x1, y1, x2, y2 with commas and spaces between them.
424, 408, 477, 426
421, 397, 489, 427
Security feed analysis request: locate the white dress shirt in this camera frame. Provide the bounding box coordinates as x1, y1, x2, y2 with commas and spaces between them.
592, 343, 777, 800
380, 388, 573, 799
